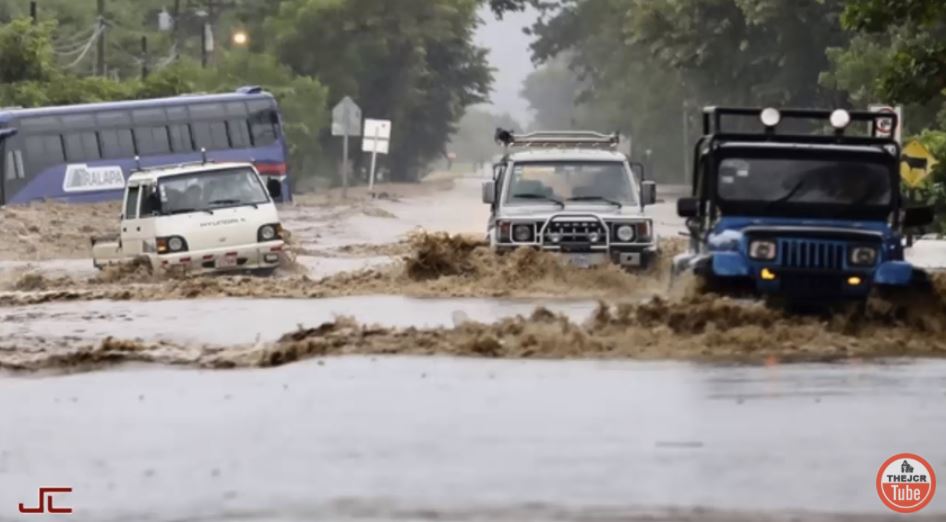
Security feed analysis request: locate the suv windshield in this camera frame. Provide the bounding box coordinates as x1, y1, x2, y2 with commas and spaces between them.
157, 167, 269, 214
716, 156, 893, 218
505, 161, 637, 206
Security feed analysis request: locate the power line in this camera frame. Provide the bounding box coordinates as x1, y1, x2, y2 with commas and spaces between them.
62, 24, 104, 70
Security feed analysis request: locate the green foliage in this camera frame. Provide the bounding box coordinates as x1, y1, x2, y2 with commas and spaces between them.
267, 0, 492, 181
0, 18, 56, 83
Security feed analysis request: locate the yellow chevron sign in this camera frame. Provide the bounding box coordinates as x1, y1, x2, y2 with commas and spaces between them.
900, 140, 938, 188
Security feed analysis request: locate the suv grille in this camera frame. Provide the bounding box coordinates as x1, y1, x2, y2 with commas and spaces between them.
777, 239, 845, 270
544, 220, 606, 245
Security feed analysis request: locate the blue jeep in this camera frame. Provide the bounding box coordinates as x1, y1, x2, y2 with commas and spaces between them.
673, 107, 935, 303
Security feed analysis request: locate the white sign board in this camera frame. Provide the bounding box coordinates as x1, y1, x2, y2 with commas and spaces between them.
62, 164, 125, 193
869, 104, 902, 144
362, 118, 392, 154
332, 96, 362, 137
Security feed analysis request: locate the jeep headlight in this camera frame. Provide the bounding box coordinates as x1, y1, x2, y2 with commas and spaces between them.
849, 246, 878, 266
749, 240, 777, 260
615, 224, 635, 242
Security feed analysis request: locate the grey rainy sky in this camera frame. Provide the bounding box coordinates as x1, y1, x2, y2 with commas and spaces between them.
474, 5, 539, 125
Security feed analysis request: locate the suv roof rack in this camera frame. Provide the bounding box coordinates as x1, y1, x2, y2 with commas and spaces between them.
702, 107, 898, 145
495, 128, 620, 149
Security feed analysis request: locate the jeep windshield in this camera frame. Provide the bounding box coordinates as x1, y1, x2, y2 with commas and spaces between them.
716, 155, 894, 220
157, 168, 270, 215
505, 161, 637, 207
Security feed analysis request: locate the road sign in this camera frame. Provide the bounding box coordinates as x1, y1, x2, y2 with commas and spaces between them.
870, 104, 902, 143
901, 140, 938, 188
362, 118, 391, 154
332, 96, 362, 137
363, 119, 392, 195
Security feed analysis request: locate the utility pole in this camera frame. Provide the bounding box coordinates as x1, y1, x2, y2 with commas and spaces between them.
96, 0, 107, 76
167, 0, 181, 62
141, 36, 149, 79
29, 1, 37, 24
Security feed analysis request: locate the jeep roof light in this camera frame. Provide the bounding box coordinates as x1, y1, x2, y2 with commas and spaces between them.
495, 128, 620, 150
760, 108, 781, 127
701, 106, 897, 144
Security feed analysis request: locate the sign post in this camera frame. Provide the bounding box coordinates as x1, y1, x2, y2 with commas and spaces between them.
332, 96, 362, 198
900, 139, 938, 246
362, 118, 392, 197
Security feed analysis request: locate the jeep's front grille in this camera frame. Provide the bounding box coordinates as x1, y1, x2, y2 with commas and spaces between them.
543, 220, 606, 244
777, 239, 845, 270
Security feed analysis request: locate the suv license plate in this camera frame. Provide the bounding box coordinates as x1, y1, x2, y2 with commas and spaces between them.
566, 253, 604, 268
216, 256, 238, 269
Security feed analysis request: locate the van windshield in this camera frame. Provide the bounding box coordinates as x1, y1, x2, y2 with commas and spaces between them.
157, 167, 269, 214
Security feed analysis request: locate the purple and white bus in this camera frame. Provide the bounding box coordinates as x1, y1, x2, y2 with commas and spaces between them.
0, 86, 291, 205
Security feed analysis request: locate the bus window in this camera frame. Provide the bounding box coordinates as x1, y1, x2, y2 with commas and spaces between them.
97, 110, 132, 128
21, 116, 61, 132
134, 126, 171, 156
100, 128, 135, 159
248, 100, 277, 146
4, 150, 13, 181
62, 113, 96, 130
125, 185, 140, 219
132, 108, 167, 125
168, 124, 193, 152
227, 120, 251, 149
24, 134, 65, 175
192, 121, 230, 150
63, 131, 101, 162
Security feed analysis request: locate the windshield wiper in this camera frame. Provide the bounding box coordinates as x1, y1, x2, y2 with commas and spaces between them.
567, 196, 623, 208
209, 198, 259, 209
512, 193, 565, 208
165, 208, 214, 216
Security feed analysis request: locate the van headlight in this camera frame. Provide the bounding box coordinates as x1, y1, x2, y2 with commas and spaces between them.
258, 223, 283, 242
157, 236, 188, 254
749, 240, 777, 260
849, 246, 878, 266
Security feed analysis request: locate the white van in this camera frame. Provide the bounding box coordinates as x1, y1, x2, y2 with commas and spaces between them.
92, 161, 286, 274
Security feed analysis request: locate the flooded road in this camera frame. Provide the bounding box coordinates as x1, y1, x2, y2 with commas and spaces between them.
0, 296, 599, 345
2, 357, 944, 521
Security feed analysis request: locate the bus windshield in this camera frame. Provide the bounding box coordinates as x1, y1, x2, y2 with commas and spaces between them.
158, 168, 269, 214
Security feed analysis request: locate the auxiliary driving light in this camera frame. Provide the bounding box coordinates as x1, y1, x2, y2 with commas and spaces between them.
760, 108, 781, 127
513, 224, 534, 242
761, 268, 777, 281
847, 276, 863, 286
830, 109, 851, 130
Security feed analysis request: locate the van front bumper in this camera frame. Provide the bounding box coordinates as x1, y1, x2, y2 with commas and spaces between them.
154, 240, 286, 272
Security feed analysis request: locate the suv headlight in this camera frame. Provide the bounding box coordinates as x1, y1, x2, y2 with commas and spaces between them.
157, 236, 188, 254
512, 223, 534, 242
615, 224, 635, 242
749, 240, 777, 260
258, 223, 283, 242
849, 246, 878, 266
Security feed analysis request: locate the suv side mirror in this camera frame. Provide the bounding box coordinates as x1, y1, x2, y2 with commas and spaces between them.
641, 180, 657, 206
267, 178, 283, 200
482, 180, 495, 204
677, 197, 699, 218
903, 206, 934, 228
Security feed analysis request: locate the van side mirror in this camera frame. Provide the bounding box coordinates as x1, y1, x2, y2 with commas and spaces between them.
267, 178, 283, 200
482, 180, 496, 204
677, 197, 699, 218
641, 180, 657, 206
903, 206, 934, 228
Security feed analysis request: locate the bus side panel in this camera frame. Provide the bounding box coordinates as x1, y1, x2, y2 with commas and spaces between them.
7, 143, 289, 204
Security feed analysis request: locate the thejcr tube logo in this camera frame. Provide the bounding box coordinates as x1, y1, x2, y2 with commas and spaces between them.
876, 453, 936, 513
